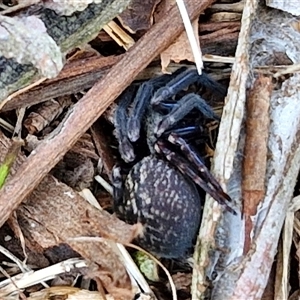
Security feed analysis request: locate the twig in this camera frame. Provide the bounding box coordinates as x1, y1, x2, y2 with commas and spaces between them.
1, 56, 120, 112
0, 78, 46, 111
0, 258, 87, 296
0, 0, 215, 228
103, 21, 135, 50
242, 75, 272, 254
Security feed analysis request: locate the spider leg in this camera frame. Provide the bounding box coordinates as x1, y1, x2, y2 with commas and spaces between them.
127, 82, 154, 142
155, 140, 236, 214
114, 87, 136, 162
163, 125, 203, 138
112, 165, 124, 213
168, 133, 233, 202
155, 93, 219, 137
151, 68, 226, 106
127, 72, 184, 142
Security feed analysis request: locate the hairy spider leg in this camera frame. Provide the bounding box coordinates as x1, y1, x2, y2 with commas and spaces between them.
163, 125, 204, 139
155, 93, 219, 137
168, 132, 223, 191
127, 70, 185, 142
195, 72, 227, 96
155, 141, 236, 214
127, 82, 154, 142
114, 87, 136, 162
168, 133, 236, 214
151, 68, 226, 106
112, 165, 123, 207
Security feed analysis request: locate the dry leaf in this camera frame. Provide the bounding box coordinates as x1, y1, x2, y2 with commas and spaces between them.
0, 15, 63, 77
15, 175, 140, 296
16, 174, 142, 246
156, 0, 200, 72
118, 0, 161, 33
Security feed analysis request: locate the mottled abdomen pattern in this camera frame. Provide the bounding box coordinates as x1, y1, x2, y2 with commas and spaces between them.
116, 155, 202, 258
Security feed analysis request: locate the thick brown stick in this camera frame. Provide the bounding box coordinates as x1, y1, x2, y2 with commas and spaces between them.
242, 75, 272, 254
0, 0, 214, 227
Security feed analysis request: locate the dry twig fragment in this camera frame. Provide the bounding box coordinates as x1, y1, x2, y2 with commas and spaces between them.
192, 0, 257, 297
175, 0, 203, 74
91, 122, 115, 175
24, 96, 73, 134
103, 21, 135, 50
242, 75, 272, 253
2, 55, 120, 112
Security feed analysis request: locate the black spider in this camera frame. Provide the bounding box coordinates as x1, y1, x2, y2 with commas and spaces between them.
112, 67, 235, 258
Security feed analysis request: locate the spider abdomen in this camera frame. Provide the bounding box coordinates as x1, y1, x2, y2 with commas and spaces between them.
117, 155, 202, 258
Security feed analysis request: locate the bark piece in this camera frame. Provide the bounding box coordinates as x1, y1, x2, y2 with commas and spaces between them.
230, 74, 300, 300
192, 0, 256, 296
24, 96, 73, 134
1, 55, 120, 112
266, 0, 300, 16
91, 121, 115, 176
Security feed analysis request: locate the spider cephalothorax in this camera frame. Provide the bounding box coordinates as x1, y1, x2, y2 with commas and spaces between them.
112, 68, 235, 258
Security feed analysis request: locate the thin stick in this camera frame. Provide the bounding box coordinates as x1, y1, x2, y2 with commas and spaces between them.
176, 0, 203, 74
0, 258, 87, 296
0, 78, 46, 111
0, 0, 214, 229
